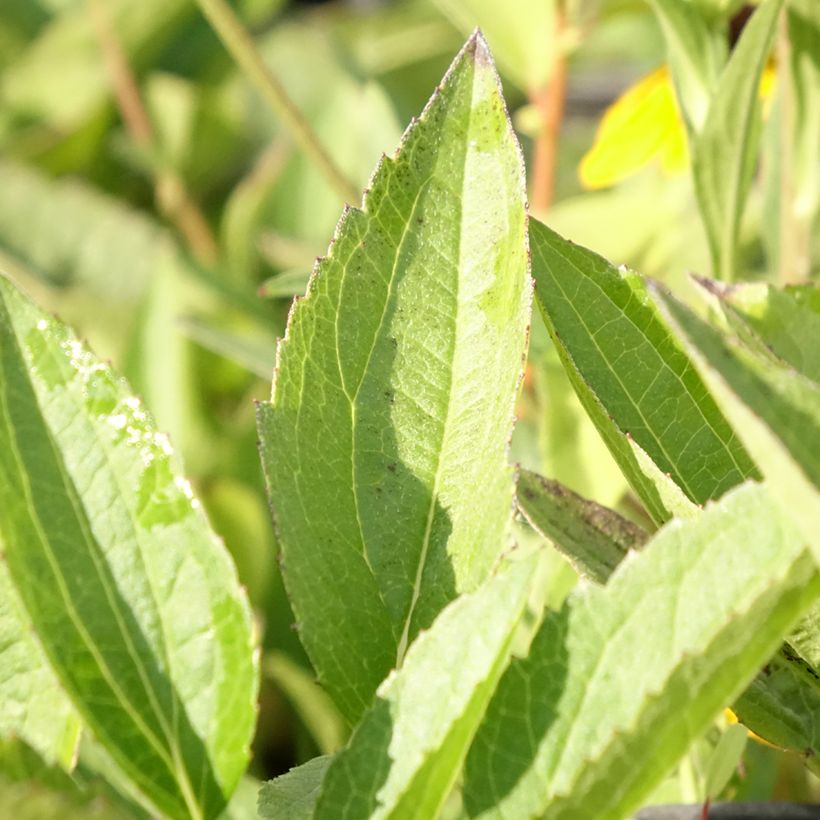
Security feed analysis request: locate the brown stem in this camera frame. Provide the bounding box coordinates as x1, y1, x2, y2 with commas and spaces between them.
88, 0, 219, 266
529, 9, 568, 213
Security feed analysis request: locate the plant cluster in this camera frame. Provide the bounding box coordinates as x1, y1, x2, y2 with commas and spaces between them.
0, 0, 818, 818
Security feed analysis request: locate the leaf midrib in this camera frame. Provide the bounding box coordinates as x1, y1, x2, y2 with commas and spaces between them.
394, 68, 483, 666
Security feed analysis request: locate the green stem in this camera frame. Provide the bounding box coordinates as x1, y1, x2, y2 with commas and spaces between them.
194, 0, 360, 203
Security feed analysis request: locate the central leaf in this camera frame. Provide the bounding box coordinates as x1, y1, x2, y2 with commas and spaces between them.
257, 32, 529, 722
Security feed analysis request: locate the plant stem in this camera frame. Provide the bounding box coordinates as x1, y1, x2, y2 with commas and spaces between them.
88, 0, 219, 266
194, 0, 360, 204
529, 5, 568, 212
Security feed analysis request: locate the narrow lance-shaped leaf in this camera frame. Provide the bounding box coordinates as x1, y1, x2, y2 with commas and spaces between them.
529, 218, 757, 524
698, 278, 820, 384
0, 564, 80, 769
315, 559, 533, 820
645, 0, 724, 130
515, 468, 647, 584
257, 32, 529, 722
650, 281, 820, 557
692, 0, 783, 281
0, 275, 257, 820
464, 482, 820, 819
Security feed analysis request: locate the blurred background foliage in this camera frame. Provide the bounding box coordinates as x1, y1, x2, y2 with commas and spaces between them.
0, 0, 817, 813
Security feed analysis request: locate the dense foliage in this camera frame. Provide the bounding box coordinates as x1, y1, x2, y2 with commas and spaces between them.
0, 1, 818, 818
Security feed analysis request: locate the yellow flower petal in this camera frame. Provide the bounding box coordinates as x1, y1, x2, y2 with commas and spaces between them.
579, 66, 686, 189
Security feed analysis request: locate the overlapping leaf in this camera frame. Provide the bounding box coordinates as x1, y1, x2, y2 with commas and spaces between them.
651, 281, 820, 551
0, 275, 257, 819
529, 218, 756, 524
258, 756, 332, 820
0, 566, 79, 768
315, 559, 533, 820
515, 468, 646, 583
700, 279, 820, 383
257, 33, 529, 722
645, 0, 723, 130
464, 482, 820, 819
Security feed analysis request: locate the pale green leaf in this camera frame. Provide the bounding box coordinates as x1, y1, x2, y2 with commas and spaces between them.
257, 269, 310, 300
529, 219, 757, 524
701, 279, 820, 383
627, 437, 701, 521
264, 652, 347, 756
645, 0, 724, 130
515, 468, 646, 584
464, 482, 819, 819
315, 559, 533, 820
0, 275, 257, 819
257, 757, 332, 820
787, 0, 820, 250
257, 34, 529, 722
703, 723, 747, 800
0, 563, 80, 768
692, 0, 783, 281
650, 281, 820, 554
0, 160, 168, 297
0, 738, 139, 820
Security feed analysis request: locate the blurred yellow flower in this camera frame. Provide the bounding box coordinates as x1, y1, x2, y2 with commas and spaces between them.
579, 62, 777, 190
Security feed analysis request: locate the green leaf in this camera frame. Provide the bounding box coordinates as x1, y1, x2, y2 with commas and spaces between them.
529, 219, 757, 524
692, 0, 783, 281
0, 275, 257, 819
257, 756, 332, 820
790, 1, 820, 221
0, 160, 168, 295
650, 281, 820, 554
703, 723, 747, 800
264, 652, 348, 756
257, 33, 529, 722
257, 269, 310, 300
700, 279, 820, 383
732, 646, 820, 768
315, 559, 533, 820
645, 0, 724, 130
464, 482, 820, 819
626, 437, 702, 521
0, 564, 80, 768
515, 468, 646, 584
0, 737, 140, 820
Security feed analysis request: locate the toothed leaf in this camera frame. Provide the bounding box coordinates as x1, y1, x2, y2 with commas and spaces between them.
257, 34, 529, 722
316, 559, 533, 820
0, 275, 257, 819
464, 482, 819, 819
